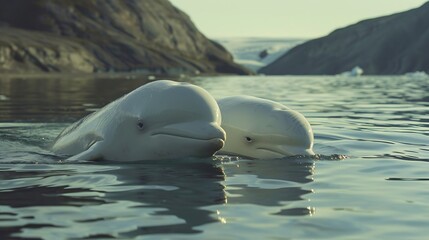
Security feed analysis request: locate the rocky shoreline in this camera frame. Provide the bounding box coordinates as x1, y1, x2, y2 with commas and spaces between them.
0, 0, 250, 75
260, 2, 429, 75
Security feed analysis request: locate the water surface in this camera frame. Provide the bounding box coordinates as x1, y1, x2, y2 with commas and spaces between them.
0, 75, 428, 239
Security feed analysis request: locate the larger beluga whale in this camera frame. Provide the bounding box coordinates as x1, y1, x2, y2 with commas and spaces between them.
217, 96, 314, 159
52, 80, 226, 161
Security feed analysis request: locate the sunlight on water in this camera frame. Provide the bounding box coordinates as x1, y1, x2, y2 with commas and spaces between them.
0, 75, 428, 239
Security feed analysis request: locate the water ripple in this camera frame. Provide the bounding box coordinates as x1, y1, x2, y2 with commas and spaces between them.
0, 75, 428, 239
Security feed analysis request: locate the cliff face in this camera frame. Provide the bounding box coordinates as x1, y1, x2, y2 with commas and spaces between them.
259, 2, 429, 75
0, 0, 250, 74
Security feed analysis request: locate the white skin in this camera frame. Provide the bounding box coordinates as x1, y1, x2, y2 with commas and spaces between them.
52, 80, 226, 161
217, 96, 314, 159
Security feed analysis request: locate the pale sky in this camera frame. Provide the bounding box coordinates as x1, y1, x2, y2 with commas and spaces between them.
170, 0, 428, 38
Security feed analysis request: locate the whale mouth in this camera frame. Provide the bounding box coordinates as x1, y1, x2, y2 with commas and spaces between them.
257, 147, 315, 157
150, 121, 226, 143
151, 132, 223, 141
257, 148, 287, 158
152, 132, 225, 152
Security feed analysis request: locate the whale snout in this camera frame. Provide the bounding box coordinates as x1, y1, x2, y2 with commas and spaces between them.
304, 148, 315, 156
285, 147, 315, 157
257, 145, 315, 159
207, 137, 225, 152
150, 121, 226, 157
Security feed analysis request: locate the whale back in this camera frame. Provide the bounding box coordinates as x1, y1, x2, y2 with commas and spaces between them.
54, 112, 95, 142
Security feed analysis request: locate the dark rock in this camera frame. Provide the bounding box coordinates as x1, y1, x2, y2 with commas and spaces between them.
0, 0, 250, 74
259, 49, 269, 59
259, 2, 429, 75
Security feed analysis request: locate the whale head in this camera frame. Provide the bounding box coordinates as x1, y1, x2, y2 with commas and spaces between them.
100, 80, 226, 161
217, 96, 314, 159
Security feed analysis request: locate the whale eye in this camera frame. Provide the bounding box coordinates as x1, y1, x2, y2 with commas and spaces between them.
137, 120, 145, 130
245, 136, 253, 143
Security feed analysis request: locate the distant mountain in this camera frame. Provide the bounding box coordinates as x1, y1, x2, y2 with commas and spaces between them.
216, 38, 304, 72
259, 2, 429, 75
0, 0, 250, 74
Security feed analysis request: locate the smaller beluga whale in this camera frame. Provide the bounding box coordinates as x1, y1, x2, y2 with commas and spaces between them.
217, 96, 314, 159
52, 80, 226, 161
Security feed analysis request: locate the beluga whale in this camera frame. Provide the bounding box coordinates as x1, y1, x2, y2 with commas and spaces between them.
217, 96, 314, 159
52, 80, 226, 161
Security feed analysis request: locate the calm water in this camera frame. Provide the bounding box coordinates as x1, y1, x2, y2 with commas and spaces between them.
0, 75, 428, 239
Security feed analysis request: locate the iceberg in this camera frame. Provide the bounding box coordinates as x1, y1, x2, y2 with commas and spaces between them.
405, 71, 429, 79
340, 66, 364, 77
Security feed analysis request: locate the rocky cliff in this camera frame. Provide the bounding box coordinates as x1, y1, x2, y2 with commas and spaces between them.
259, 2, 429, 75
0, 0, 250, 74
